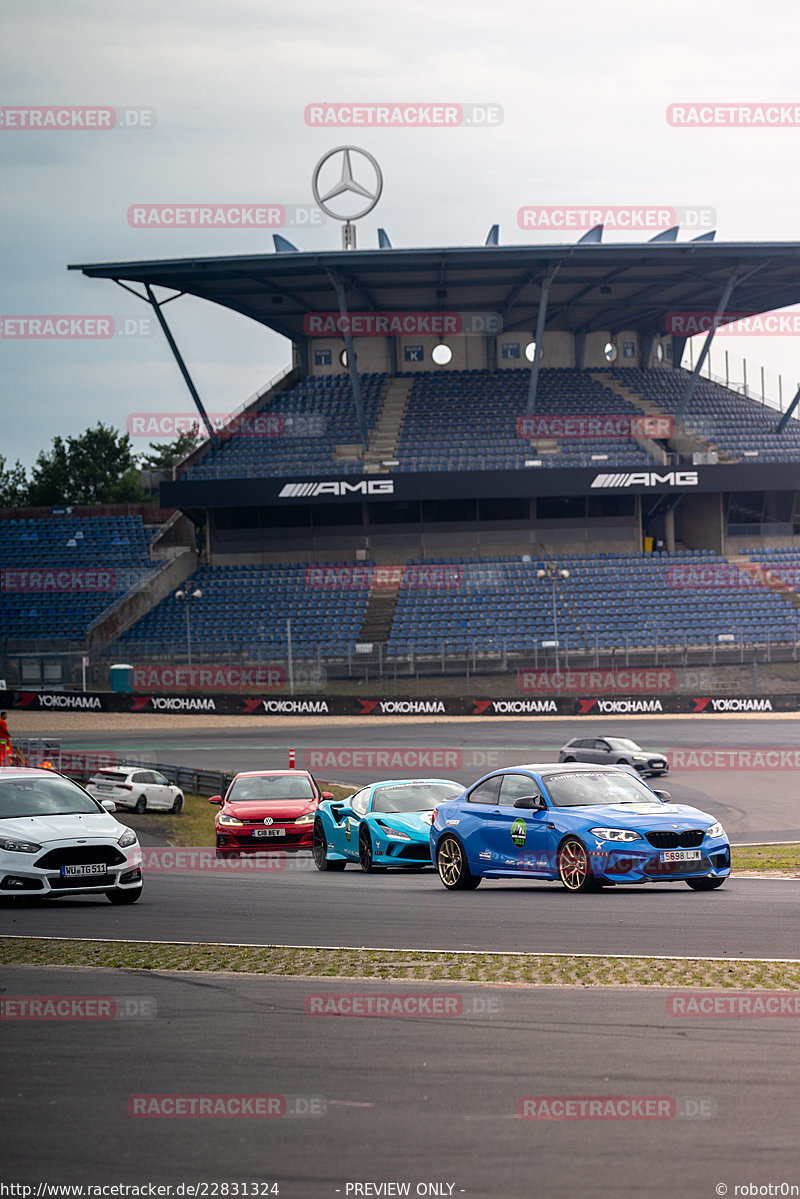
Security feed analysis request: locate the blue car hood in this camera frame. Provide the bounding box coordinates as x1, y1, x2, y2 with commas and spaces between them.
564, 801, 714, 828
370, 810, 433, 839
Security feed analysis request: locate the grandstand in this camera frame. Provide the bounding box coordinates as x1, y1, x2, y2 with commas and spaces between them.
3, 235, 800, 694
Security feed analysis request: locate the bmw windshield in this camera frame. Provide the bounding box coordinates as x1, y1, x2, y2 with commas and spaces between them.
542, 771, 664, 808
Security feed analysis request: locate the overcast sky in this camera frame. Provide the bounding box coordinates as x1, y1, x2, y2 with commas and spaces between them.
3, 0, 800, 469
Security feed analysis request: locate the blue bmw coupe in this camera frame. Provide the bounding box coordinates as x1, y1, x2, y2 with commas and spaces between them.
313, 778, 463, 872
429, 763, 730, 893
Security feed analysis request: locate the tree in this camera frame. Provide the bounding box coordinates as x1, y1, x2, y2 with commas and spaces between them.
0, 455, 28, 507
27, 423, 144, 506
140, 430, 202, 471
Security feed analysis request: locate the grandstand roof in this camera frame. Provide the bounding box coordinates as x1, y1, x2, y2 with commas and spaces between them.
70, 242, 800, 339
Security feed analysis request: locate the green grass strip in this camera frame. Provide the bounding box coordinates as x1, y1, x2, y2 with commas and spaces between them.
2, 936, 800, 988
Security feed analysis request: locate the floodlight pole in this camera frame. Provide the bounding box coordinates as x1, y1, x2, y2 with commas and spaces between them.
144, 285, 220, 448
526, 266, 559, 415
327, 271, 368, 448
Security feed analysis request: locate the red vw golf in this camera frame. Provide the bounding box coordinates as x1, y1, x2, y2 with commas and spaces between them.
210, 770, 334, 858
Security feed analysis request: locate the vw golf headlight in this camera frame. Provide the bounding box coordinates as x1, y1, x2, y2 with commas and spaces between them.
590, 828, 642, 843
219, 813, 244, 827
706, 821, 725, 839
294, 813, 315, 825
0, 836, 42, 854
117, 828, 138, 848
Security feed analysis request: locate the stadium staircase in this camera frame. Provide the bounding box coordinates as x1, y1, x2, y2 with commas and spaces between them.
357, 585, 400, 647
591, 371, 732, 464
733, 553, 800, 612
363, 376, 415, 472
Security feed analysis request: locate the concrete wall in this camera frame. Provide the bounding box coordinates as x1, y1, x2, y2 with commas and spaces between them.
88, 548, 197, 649
676, 493, 724, 553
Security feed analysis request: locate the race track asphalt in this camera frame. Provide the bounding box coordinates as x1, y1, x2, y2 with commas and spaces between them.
48, 716, 800, 841
3, 967, 797, 1199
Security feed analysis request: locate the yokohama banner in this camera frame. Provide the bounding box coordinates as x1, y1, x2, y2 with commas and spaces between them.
2, 690, 799, 716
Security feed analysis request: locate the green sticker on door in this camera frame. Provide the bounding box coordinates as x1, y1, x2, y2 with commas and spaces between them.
510, 818, 527, 848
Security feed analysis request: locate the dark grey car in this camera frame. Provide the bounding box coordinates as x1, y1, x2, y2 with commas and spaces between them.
558, 736, 668, 777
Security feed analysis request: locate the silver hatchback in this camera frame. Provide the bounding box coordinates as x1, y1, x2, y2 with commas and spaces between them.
558, 736, 668, 777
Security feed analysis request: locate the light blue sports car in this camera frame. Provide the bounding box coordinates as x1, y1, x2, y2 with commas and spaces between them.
313, 778, 463, 872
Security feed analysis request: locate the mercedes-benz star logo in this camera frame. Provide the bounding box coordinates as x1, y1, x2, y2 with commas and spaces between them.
263, 817, 274, 826
312, 146, 383, 221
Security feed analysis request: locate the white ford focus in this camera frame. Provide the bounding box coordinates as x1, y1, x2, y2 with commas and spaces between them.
0, 767, 143, 903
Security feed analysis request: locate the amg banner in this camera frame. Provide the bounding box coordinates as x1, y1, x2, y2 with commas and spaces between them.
2, 691, 798, 716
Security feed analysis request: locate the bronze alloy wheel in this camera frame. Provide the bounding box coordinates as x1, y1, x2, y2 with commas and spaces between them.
557, 837, 599, 893
436, 834, 481, 890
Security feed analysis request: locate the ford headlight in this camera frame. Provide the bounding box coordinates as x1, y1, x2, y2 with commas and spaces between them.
117, 828, 138, 848
706, 821, 725, 839
590, 828, 642, 843
0, 836, 42, 854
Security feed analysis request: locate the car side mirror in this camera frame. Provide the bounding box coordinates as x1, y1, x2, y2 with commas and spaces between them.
100, 798, 116, 812
208, 795, 223, 805
321, 792, 335, 800
652, 790, 671, 801
513, 795, 544, 809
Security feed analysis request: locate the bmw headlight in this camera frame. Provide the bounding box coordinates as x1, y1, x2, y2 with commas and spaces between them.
590, 828, 642, 843
219, 813, 244, 827
379, 825, 411, 840
117, 828, 138, 848
0, 836, 42, 854
706, 821, 725, 839
294, 813, 315, 825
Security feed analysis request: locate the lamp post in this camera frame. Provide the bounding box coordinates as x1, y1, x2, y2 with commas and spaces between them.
175, 587, 202, 673
536, 566, 569, 674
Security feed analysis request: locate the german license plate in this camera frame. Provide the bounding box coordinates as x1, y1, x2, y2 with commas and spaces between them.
253, 828, 285, 838
659, 849, 701, 863
61, 862, 106, 877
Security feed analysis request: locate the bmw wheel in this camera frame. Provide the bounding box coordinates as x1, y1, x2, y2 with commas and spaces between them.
133, 796, 147, 814
436, 834, 481, 890
557, 837, 602, 893
685, 877, 726, 891
313, 819, 346, 872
